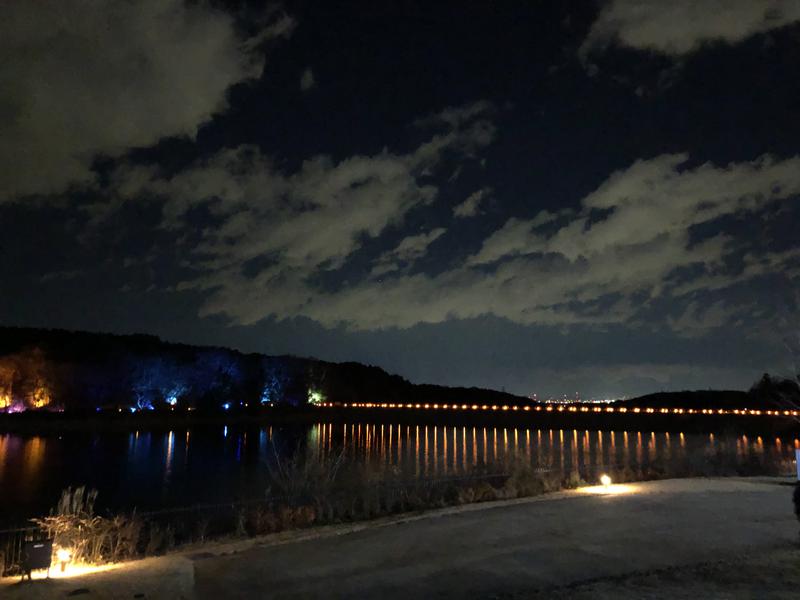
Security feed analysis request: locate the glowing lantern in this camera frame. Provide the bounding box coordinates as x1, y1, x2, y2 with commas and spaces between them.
600, 474, 612, 488
56, 547, 71, 572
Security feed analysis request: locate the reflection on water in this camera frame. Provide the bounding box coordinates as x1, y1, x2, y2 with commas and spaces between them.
0, 423, 797, 524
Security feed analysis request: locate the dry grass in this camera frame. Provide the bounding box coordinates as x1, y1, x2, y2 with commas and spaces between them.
238, 450, 564, 537
32, 487, 141, 565
27, 447, 793, 569
26, 451, 566, 568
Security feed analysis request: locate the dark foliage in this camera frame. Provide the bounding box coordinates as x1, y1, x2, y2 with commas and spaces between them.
620, 389, 752, 410
749, 373, 800, 408
0, 326, 528, 413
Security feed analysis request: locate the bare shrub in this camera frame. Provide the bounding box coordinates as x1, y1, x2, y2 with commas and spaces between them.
267, 444, 346, 515
144, 523, 175, 556
33, 486, 142, 565
563, 469, 585, 489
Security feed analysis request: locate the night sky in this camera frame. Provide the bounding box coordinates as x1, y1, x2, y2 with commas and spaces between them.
2, 1, 799, 398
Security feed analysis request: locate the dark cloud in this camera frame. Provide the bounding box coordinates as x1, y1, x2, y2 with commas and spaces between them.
0, 0, 293, 200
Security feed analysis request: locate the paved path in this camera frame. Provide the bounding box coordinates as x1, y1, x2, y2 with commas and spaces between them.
193, 478, 797, 599
2, 478, 796, 599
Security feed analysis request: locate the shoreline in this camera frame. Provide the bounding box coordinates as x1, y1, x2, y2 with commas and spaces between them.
2, 405, 799, 435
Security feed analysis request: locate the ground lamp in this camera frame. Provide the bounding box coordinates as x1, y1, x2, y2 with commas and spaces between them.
56, 547, 71, 573
600, 474, 612, 488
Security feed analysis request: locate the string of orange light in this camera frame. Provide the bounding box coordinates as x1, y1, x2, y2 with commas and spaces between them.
314, 402, 799, 418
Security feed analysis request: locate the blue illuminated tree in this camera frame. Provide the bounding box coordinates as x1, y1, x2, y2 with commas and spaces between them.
129, 356, 190, 410
261, 358, 291, 404
192, 350, 246, 408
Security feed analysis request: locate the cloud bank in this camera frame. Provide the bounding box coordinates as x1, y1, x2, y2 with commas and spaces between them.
111, 137, 800, 333
110, 101, 497, 326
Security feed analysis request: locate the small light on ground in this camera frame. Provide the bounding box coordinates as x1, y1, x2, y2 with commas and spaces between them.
57, 547, 72, 572
578, 482, 637, 495
14, 562, 125, 582
600, 474, 612, 487
56, 548, 71, 562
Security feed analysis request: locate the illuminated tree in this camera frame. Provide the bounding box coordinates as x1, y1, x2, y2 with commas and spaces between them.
0, 360, 15, 410
7, 347, 53, 410
261, 359, 291, 404
129, 356, 190, 410
307, 389, 325, 405
306, 364, 328, 406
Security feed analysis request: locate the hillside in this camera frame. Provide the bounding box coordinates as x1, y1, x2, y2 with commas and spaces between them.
0, 326, 528, 413
1, 327, 795, 416
617, 375, 800, 411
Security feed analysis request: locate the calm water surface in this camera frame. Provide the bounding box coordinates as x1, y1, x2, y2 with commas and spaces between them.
1, 423, 795, 524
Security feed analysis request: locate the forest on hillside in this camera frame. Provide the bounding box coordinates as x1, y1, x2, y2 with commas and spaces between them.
0, 327, 526, 413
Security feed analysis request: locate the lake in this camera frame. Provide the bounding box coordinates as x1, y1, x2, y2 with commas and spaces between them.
1, 422, 795, 525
